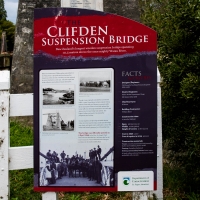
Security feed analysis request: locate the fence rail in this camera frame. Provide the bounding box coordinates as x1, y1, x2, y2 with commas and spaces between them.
0, 70, 163, 200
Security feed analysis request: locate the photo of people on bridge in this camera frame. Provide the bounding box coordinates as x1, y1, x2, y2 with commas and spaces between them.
39, 145, 114, 187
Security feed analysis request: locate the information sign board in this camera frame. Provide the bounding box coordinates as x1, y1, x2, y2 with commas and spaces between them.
34, 8, 157, 192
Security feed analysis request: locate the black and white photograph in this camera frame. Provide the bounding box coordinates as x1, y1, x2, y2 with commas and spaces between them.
79, 70, 112, 92
43, 85, 74, 105
42, 109, 75, 131
39, 142, 114, 187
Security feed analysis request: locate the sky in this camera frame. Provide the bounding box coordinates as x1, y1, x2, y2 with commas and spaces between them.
80, 71, 111, 82
5, 0, 18, 24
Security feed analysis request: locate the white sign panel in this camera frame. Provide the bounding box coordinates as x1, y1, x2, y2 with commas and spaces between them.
61, 0, 103, 11
62, 0, 96, 10
118, 171, 154, 191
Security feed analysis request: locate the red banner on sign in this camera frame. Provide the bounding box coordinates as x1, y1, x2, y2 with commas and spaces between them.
34, 14, 156, 58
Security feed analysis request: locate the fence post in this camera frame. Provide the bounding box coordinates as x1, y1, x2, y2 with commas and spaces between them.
0, 71, 10, 200
154, 69, 163, 199
42, 192, 59, 200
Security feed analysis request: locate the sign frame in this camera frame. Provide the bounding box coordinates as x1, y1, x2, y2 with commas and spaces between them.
33, 7, 157, 192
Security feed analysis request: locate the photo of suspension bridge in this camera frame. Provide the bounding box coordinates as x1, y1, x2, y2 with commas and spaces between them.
42, 109, 75, 131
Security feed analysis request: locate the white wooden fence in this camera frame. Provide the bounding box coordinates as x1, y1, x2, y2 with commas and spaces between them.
0, 70, 163, 200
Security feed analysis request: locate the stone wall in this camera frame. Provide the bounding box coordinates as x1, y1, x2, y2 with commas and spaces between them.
104, 0, 140, 22
11, 0, 140, 94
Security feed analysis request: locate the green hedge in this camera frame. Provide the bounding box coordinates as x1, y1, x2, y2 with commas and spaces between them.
140, 0, 200, 192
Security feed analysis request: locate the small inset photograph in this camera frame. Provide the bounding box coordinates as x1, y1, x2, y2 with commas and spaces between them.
42, 85, 74, 105
79, 70, 111, 92
42, 109, 75, 131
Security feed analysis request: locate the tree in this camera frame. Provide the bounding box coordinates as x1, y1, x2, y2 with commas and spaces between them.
0, 0, 6, 20
0, 20, 15, 52
70, 120, 74, 128
140, 0, 200, 191
106, 80, 110, 87
0, 0, 15, 52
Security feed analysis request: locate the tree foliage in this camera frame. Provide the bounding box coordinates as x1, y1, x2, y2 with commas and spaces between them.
0, 0, 6, 20
0, 20, 15, 52
140, 0, 200, 191
0, 0, 15, 52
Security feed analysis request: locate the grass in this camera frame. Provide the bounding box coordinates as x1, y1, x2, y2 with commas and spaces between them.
80, 86, 110, 92
10, 121, 33, 147
163, 163, 200, 200
163, 164, 187, 200
9, 121, 200, 199
10, 121, 41, 200
9, 121, 132, 200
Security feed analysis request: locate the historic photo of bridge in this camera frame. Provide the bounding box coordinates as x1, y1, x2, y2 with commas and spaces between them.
42, 109, 75, 131
43, 84, 74, 105
79, 70, 112, 92
39, 142, 114, 187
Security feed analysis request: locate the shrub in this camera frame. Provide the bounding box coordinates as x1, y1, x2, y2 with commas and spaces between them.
140, 0, 200, 192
